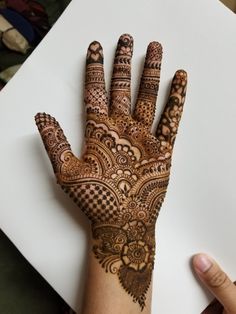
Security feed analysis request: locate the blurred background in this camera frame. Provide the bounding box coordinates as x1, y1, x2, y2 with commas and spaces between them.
0, 0, 71, 90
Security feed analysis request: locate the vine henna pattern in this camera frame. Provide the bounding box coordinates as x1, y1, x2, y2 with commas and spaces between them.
35, 34, 187, 310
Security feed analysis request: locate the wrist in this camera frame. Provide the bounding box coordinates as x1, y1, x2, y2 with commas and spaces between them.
88, 221, 156, 310
83, 249, 153, 314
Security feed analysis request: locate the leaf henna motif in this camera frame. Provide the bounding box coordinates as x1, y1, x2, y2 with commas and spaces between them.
119, 265, 152, 309
35, 34, 187, 310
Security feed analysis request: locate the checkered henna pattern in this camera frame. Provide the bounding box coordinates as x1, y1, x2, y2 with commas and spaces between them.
62, 183, 119, 223
35, 34, 187, 310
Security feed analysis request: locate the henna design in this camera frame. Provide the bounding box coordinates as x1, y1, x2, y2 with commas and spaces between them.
156, 70, 187, 157
134, 41, 162, 129
85, 41, 108, 117
35, 34, 187, 310
110, 34, 133, 116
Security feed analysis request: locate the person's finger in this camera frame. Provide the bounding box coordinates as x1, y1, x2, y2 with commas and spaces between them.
85, 41, 108, 117
156, 70, 187, 154
133, 41, 162, 129
110, 33, 133, 117
35, 113, 84, 183
193, 253, 236, 314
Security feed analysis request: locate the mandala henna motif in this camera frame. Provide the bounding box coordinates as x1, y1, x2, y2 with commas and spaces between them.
35, 34, 187, 311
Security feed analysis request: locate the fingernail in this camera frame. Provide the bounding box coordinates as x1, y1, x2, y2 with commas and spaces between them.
193, 254, 213, 273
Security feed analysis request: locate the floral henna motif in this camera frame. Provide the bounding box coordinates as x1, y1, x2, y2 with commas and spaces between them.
35, 34, 187, 310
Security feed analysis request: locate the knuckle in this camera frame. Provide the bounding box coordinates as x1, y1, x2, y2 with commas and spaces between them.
208, 270, 230, 289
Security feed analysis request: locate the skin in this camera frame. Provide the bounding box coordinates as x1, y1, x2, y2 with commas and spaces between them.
34, 33, 236, 314
81, 248, 153, 314
35, 34, 187, 313
193, 254, 236, 314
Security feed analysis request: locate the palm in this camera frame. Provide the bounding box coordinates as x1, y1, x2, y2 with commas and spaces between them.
65, 114, 168, 227
35, 34, 187, 310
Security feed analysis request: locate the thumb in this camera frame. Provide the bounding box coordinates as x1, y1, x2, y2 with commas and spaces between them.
193, 253, 236, 314
35, 113, 74, 179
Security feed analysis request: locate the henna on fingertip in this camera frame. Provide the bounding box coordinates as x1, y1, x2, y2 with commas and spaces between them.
134, 41, 163, 128
110, 34, 133, 117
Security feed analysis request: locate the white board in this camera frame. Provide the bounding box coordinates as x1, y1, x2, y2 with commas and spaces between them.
0, 0, 236, 313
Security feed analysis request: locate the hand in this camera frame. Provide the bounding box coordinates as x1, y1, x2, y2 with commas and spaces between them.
193, 254, 236, 314
35, 34, 187, 310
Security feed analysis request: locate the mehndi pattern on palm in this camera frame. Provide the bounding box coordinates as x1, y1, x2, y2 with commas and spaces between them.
35, 34, 187, 310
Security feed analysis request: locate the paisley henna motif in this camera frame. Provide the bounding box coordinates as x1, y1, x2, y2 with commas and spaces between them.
35, 34, 187, 310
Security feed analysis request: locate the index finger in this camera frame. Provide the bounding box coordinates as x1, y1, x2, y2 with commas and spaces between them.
193, 254, 236, 314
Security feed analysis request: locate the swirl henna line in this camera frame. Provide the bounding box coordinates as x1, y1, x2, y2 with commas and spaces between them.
86, 140, 116, 170
35, 34, 187, 311
86, 118, 143, 161
88, 113, 159, 157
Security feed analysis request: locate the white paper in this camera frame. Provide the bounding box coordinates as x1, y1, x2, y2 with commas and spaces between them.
0, 0, 236, 313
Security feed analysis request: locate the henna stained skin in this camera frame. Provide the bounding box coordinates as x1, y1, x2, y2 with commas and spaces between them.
35, 34, 187, 311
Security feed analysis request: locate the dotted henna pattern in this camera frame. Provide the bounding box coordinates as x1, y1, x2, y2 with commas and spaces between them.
35, 34, 187, 310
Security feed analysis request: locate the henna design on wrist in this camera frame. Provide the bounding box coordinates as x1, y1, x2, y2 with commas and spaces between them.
35, 34, 187, 310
